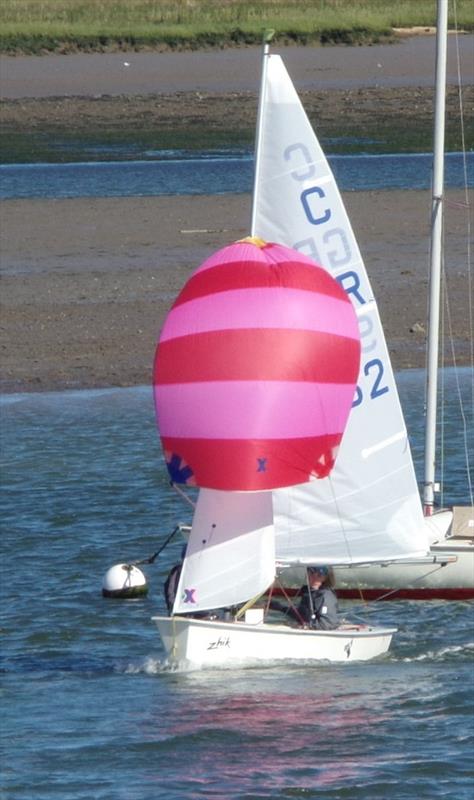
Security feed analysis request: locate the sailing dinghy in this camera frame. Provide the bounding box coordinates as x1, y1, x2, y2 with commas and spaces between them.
149, 39, 439, 668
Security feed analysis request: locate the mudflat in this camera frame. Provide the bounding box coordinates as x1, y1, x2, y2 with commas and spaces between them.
2, 38, 473, 159
2, 37, 473, 97
2, 189, 471, 393
1, 40, 472, 393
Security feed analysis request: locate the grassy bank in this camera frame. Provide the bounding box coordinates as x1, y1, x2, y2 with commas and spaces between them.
1, 0, 473, 54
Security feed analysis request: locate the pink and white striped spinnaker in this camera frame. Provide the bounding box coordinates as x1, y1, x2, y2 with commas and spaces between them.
153, 237, 360, 491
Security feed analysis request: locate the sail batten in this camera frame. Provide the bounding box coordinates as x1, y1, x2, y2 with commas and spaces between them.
361, 431, 407, 459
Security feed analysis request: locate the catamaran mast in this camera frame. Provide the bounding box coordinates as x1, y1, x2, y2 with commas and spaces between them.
423, 0, 448, 516
250, 29, 274, 237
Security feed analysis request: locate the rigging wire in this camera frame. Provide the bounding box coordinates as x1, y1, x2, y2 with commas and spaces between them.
347, 562, 458, 612
442, 262, 474, 504
441, 1, 474, 505
453, 0, 474, 394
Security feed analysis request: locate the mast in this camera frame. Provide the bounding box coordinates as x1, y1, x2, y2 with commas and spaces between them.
250, 29, 274, 236
423, 0, 448, 515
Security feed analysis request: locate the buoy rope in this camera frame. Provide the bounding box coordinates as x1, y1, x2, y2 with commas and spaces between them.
129, 525, 181, 566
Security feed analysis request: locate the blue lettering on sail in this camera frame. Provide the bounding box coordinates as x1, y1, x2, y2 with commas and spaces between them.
354, 359, 390, 407
293, 232, 351, 271
301, 186, 331, 225
283, 143, 316, 180
322, 227, 351, 268
293, 237, 321, 263
364, 359, 389, 398
336, 271, 366, 306
358, 314, 377, 353
282, 140, 390, 404
352, 386, 363, 408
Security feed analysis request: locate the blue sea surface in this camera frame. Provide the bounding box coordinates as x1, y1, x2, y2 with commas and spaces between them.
1, 368, 473, 799
1, 151, 472, 199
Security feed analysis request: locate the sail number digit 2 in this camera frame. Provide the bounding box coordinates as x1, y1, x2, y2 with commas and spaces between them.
352, 358, 389, 407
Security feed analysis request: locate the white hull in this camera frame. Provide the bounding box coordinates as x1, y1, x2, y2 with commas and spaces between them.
334, 511, 474, 600
152, 615, 396, 668
334, 541, 474, 600
275, 511, 474, 600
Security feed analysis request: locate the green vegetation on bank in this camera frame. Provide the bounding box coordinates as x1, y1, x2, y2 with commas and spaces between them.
0, 116, 462, 164
2, 85, 471, 163
1, 0, 473, 54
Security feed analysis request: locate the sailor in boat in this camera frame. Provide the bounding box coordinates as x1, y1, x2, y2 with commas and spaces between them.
164, 544, 186, 614
297, 567, 339, 630
270, 566, 339, 630
164, 545, 231, 621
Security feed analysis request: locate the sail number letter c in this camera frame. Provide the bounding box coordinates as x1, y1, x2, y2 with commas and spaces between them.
301, 186, 331, 226
284, 144, 330, 224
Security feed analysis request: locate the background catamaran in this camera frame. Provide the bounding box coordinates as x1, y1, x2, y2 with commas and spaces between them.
247, 1, 473, 602
332, 0, 474, 599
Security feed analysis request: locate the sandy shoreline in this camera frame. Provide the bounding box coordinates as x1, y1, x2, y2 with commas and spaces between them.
1, 189, 471, 394
2, 37, 473, 98
2, 39, 472, 163
1, 43, 472, 394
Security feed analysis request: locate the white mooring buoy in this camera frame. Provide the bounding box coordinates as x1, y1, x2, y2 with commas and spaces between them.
102, 563, 148, 599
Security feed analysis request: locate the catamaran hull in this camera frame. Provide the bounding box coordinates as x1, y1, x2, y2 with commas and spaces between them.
152, 615, 396, 668
274, 511, 473, 600
334, 510, 474, 600
334, 543, 474, 600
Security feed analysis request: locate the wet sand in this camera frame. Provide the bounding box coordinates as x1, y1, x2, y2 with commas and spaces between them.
2, 36, 473, 97
1, 41, 473, 393
1, 189, 471, 393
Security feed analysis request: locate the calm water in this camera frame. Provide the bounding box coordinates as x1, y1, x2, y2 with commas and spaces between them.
1, 151, 473, 199
1, 369, 473, 799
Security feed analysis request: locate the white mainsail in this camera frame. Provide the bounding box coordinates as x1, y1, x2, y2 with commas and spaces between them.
251, 54, 428, 564
173, 490, 274, 614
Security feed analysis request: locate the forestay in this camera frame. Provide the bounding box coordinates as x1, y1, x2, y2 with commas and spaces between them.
252, 54, 428, 564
